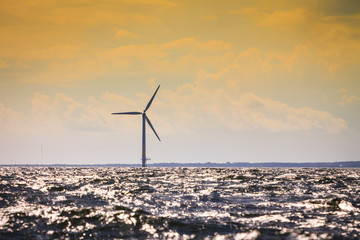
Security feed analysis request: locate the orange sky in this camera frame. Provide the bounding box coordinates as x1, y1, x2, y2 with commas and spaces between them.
0, 0, 359, 164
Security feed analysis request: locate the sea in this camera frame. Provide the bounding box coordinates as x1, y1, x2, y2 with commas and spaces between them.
0, 167, 359, 239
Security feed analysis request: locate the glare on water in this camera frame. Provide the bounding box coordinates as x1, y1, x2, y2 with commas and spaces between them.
0, 167, 359, 239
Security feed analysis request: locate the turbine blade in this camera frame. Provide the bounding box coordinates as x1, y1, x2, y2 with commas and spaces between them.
144, 114, 161, 142
144, 85, 160, 112
111, 112, 142, 115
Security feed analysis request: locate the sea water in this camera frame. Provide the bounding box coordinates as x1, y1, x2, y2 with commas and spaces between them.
0, 167, 359, 239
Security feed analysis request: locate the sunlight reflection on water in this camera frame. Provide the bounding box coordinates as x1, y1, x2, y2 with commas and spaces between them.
0, 167, 359, 239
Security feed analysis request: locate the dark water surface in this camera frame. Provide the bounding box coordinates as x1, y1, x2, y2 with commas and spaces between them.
0, 167, 359, 239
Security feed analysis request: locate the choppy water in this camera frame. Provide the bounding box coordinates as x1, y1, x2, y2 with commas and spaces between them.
0, 167, 359, 239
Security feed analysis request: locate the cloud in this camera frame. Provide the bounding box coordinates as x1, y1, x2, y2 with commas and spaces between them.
0, 59, 9, 68
158, 86, 348, 134
227, 4, 360, 71
0, 79, 348, 138
0, 31, 350, 136
258, 8, 309, 30
229, 93, 347, 133
150, 46, 349, 134
105, 37, 231, 65
0, 93, 112, 134
115, 29, 139, 39
120, 0, 177, 8
228, 7, 257, 16
315, 0, 360, 16
338, 95, 360, 106
0, 102, 25, 134
2, 37, 234, 84
20, 38, 233, 84
0, 1, 161, 25
23, 91, 151, 134
13, 40, 353, 134
199, 15, 217, 21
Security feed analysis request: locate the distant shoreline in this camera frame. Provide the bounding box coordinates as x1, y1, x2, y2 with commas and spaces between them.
1, 161, 360, 168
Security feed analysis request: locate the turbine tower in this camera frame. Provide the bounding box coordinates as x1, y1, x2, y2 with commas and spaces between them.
112, 85, 161, 167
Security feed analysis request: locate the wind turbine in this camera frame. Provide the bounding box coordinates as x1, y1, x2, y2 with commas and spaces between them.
112, 85, 161, 167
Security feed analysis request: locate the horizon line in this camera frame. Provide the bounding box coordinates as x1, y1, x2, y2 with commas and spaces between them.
1, 160, 360, 168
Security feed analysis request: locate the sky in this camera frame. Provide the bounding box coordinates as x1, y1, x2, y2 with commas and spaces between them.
0, 0, 360, 165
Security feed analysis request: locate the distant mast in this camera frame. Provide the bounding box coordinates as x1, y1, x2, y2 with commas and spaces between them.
41, 144, 43, 165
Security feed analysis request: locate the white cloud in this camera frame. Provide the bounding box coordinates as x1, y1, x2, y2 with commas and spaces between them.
0, 102, 25, 134
0, 84, 348, 143
1, 40, 350, 136
338, 95, 360, 107
158, 87, 348, 134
